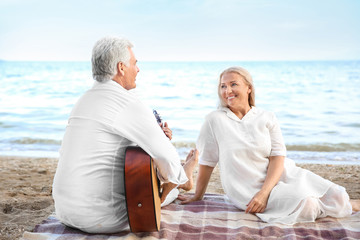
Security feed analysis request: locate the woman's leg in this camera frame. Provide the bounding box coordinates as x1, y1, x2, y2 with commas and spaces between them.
319, 184, 352, 218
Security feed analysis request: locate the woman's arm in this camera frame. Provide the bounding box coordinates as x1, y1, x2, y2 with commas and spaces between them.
246, 155, 284, 213
178, 164, 215, 204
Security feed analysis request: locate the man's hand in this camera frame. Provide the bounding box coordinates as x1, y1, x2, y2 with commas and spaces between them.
161, 122, 172, 140
160, 182, 177, 203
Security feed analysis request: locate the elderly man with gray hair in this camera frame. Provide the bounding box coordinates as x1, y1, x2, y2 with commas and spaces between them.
52, 36, 198, 233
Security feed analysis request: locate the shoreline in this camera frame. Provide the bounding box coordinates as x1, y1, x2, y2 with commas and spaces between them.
1, 156, 359, 240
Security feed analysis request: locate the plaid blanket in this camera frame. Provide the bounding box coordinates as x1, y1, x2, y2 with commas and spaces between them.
22, 194, 360, 240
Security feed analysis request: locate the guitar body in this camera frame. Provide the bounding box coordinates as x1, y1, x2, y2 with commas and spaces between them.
124, 146, 161, 232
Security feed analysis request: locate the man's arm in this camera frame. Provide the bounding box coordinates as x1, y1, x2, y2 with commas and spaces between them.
113, 99, 188, 185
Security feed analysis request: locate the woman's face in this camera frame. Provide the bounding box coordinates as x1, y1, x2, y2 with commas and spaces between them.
220, 72, 251, 110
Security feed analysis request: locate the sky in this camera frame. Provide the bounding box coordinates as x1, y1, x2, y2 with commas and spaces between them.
0, 0, 359, 61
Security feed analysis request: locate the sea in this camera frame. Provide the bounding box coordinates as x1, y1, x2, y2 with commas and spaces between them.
1, 60, 360, 164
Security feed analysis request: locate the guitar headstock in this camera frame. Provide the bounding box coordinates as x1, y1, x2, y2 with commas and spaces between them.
153, 110, 162, 125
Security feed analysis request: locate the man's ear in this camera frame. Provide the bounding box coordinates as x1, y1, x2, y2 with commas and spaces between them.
117, 62, 125, 76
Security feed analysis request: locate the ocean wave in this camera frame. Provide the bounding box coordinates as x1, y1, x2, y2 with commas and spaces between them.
7, 138, 360, 152
0, 122, 14, 128
6, 73, 23, 78
173, 141, 360, 152
285, 143, 360, 152
341, 123, 360, 128
11, 137, 61, 145
172, 141, 196, 148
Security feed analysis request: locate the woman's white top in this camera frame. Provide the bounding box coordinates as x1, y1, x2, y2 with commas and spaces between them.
197, 107, 350, 224
53, 80, 188, 233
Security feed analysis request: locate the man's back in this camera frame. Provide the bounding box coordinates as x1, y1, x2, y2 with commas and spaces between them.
53, 80, 135, 232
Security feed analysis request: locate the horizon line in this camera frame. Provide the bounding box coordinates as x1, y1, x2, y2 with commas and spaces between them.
1, 59, 360, 63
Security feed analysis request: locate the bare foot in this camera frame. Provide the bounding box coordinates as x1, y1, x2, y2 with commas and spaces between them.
351, 199, 360, 212
179, 149, 198, 191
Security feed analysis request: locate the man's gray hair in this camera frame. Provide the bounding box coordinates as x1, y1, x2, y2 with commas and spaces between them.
91, 36, 133, 82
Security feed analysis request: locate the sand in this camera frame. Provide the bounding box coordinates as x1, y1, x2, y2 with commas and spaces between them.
0, 156, 359, 240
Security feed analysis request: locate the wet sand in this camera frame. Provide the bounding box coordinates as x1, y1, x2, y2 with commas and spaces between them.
0, 156, 359, 240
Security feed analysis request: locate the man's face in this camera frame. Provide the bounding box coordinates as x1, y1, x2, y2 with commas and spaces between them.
122, 48, 140, 90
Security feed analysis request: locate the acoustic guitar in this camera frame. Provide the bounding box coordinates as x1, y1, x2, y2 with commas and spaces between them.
124, 110, 163, 232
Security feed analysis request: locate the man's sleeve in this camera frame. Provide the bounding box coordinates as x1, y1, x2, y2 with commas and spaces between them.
112, 100, 188, 185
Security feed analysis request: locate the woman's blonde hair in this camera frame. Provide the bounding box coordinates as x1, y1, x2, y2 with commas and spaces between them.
218, 66, 255, 107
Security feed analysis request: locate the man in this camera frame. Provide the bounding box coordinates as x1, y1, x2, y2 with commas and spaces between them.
52, 36, 198, 233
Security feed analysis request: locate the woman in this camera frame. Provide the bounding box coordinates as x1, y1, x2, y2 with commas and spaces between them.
179, 66, 358, 224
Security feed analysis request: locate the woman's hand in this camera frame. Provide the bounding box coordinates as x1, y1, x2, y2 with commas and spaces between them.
245, 156, 284, 214
161, 122, 172, 140
178, 164, 215, 204
177, 194, 202, 204
245, 190, 270, 214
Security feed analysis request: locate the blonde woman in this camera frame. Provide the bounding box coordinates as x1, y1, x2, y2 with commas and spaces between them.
179, 66, 359, 224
